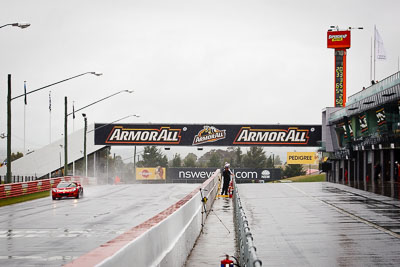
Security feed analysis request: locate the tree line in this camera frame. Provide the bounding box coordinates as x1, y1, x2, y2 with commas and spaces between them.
136, 146, 305, 178
2, 146, 306, 178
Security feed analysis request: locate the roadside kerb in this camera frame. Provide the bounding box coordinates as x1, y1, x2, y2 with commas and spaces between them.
64, 169, 220, 267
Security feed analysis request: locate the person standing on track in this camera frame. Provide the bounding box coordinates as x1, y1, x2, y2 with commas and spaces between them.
221, 163, 233, 195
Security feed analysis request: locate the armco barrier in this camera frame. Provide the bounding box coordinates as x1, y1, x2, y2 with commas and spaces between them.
65, 169, 220, 267
233, 178, 262, 267
0, 176, 90, 200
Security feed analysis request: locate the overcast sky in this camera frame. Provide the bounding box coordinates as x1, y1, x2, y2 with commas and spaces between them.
1, 0, 399, 160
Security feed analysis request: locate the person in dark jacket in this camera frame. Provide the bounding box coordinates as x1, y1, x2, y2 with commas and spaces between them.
221, 163, 233, 195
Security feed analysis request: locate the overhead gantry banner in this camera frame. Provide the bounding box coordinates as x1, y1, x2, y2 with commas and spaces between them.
94, 123, 322, 147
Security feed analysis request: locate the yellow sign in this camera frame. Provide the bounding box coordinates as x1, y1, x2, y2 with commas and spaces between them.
287, 152, 318, 164
136, 167, 166, 180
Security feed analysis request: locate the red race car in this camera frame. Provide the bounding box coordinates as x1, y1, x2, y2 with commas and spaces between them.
52, 181, 84, 200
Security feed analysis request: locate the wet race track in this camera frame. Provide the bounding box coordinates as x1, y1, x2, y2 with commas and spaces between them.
0, 184, 198, 267
238, 182, 400, 267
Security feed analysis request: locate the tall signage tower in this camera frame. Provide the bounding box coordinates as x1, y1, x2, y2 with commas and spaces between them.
327, 29, 351, 107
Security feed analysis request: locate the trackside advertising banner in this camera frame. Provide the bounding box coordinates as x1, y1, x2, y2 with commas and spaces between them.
94, 124, 321, 147
136, 167, 166, 180
287, 152, 318, 164
166, 168, 282, 183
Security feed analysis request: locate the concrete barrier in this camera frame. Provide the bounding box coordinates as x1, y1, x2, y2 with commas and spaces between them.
65, 170, 220, 267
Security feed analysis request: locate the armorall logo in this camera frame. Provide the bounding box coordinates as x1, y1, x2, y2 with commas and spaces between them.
233, 127, 310, 145
106, 126, 182, 144
193, 126, 226, 145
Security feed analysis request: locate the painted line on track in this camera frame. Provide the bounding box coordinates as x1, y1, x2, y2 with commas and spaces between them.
285, 183, 400, 240
64, 177, 215, 267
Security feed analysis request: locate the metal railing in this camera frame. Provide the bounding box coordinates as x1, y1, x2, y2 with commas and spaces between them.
329, 71, 400, 122
233, 178, 262, 267
0, 175, 38, 184
347, 71, 400, 105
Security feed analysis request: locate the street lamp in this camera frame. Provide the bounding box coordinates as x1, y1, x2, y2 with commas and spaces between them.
0, 22, 31, 29
6, 72, 100, 184
64, 90, 133, 175
86, 114, 140, 133
82, 113, 88, 178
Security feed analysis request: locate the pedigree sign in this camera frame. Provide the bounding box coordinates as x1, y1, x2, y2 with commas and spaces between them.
327, 30, 351, 49
287, 152, 319, 164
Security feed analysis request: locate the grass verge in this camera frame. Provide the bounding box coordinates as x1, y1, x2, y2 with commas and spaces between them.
0, 191, 50, 207
277, 173, 326, 183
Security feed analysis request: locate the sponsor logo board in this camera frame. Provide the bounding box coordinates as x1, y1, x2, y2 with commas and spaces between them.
106, 126, 181, 145
95, 124, 321, 147
233, 127, 310, 145
167, 168, 281, 182
287, 152, 318, 164
136, 167, 166, 180
327, 30, 351, 49
192, 126, 226, 145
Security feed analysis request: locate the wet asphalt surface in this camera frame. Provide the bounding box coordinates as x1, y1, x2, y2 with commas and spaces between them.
0, 183, 197, 267
238, 182, 400, 267
185, 196, 236, 266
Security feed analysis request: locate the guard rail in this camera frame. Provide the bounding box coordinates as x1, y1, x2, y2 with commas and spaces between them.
0, 176, 89, 200
233, 178, 262, 267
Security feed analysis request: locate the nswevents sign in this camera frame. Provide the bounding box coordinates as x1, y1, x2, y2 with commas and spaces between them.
287, 152, 318, 164
95, 124, 321, 147
167, 168, 281, 183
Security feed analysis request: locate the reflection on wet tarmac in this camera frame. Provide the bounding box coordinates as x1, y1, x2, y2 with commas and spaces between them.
238, 182, 400, 267
0, 184, 198, 267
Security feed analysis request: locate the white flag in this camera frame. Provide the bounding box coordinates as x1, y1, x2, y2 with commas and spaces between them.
375, 27, 387, 60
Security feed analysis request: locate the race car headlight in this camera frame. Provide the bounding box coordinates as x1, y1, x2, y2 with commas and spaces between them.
52, 189, 57, 192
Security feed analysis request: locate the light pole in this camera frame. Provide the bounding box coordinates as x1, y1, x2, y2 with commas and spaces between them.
270, 152, 275, 168
64, 90, 134, 174
2, 22, 29, 182
82, 113, 88, 177
6, 72, 101, 183
0, 22, 30, 29
86, 114, 140, 134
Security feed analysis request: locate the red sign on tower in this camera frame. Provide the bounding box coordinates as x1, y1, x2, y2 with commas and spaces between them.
327, 30, 351, 107
327, 30, 351, 49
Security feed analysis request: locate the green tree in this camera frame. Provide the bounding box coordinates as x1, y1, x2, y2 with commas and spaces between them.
171, 153, 182, 167
137, 146, 168, 167
266, 155, 274, 168
274, 155, 282, 166
242, 147, 267, 168
207, 152, 221, 167
183, 153, 197, 167
234, 147, 243, 167
11, 152, 23, 162
197, 148, 235, 167
283, 164, 306, 178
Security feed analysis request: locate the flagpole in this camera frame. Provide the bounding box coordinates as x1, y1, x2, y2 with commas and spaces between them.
374, 25, 376, 81
24, 99, 26, 154
73, 101, 75, 132
49, 91, 52, 144
23, 81, 27, 155
370, 37, 373, 82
